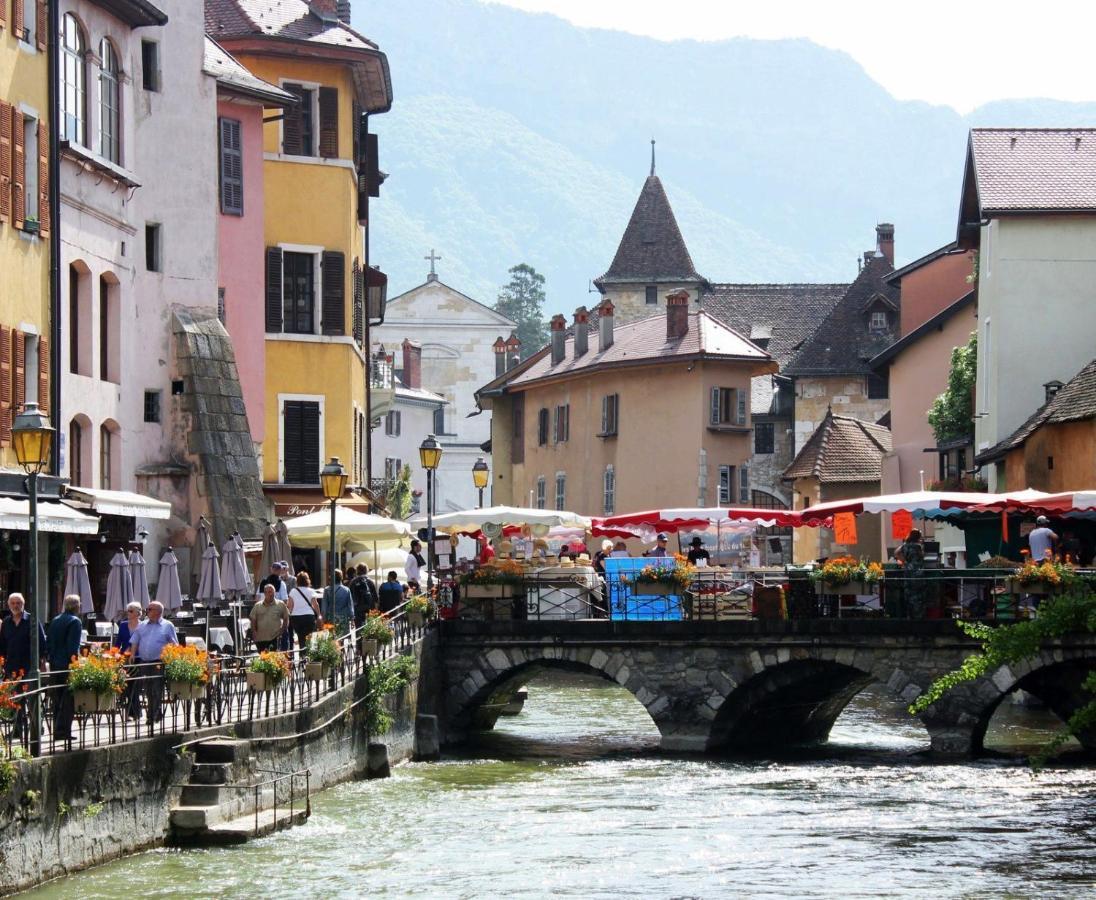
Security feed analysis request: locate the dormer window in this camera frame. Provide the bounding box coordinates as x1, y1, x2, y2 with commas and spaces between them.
869, 310, 889, 332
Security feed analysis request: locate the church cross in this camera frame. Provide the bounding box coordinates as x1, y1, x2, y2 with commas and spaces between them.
424, 249, 442, 278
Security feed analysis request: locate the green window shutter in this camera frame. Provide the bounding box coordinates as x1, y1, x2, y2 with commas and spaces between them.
265, 247, 283, 332
321, 251, 345, 335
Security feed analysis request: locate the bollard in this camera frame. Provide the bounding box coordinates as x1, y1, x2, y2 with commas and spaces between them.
366, 742, 391, 779
413, 714, 440, 761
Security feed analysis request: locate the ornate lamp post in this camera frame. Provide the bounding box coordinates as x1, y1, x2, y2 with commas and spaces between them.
12, 402, 54, 756
418, 435, 443, 593
320, 457, 348, 621
472, 457, 489, 509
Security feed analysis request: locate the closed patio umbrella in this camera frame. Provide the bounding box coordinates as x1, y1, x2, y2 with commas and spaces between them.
103, 550, 133, 622
191, 516, 210, 596
64, 550, 94, 615
220, 536, 249, 594
258, 522, 278, 583
129, 549, 151, 609
155, 549, 183, 612
275, 519, 292, 567
196, 542, 222, 605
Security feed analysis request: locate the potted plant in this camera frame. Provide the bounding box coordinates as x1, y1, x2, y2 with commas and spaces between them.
458, 560, 525, 599
809, 557, 884, 595
1008, 555, 1074, 595
626, 556, 695, 596
162, 644, 209, 701
67, 648, 126, 713
0, 675, 22, 724
405, 594, 435, 628
359, 610, 393, 659
246, 651, 290, 692
304, 626, 342, 680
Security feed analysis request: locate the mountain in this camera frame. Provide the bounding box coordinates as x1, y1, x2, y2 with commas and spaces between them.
357, 0, 1096, 307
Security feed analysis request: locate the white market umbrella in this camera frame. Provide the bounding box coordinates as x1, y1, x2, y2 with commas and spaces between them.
103, 550, 133, 621
220, 536, 249, 593
155, 549, 183, 612
413, 505, 591, 535
64, 550, 94, 615
283, 507, 412, 552
129, 549, 151, 609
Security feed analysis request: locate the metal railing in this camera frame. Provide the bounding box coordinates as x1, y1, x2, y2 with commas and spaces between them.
0, 599, 429, 759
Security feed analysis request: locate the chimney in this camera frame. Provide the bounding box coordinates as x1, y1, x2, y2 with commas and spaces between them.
1044, 380, 1064, 404
336, 0, 351, 24
310, 0, 338, 22
505, 334, 521, 371
573, 306, 589, 357
401, 339, 422, 389
493, 337, 506, 377
599, 299, 614, 351
876, 223, 895, 266
550, 314, 567, 365
666, 290, 689, 341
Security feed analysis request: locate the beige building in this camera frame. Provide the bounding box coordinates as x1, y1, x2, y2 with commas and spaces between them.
480, 294, 775, 517
957, 128, 1096, 488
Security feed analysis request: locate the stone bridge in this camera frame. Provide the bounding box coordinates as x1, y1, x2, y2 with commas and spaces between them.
436, 620, 1096, 758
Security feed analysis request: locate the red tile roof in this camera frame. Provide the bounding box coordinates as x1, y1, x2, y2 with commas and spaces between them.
784, 411, 892, 483
205, 0, 377, 49
969, 128, 1096, 213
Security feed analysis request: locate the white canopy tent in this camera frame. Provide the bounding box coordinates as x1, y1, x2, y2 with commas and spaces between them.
412, 505, 591, 536
283, 507, 412, 552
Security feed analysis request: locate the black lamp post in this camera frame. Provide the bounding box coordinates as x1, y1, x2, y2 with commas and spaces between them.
418, 435, 443, 593
472, 457, 489, 509
320, 457, 348, 623
12, 402, 54, 756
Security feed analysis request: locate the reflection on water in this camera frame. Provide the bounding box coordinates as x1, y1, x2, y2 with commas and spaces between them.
23, 672, 1096, 900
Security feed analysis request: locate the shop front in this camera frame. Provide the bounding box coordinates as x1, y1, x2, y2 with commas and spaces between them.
264, 486, 375, 580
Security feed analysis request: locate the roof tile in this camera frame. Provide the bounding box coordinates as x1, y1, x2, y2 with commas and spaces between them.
784, 412, 892, 483
970, 128, 1096, 212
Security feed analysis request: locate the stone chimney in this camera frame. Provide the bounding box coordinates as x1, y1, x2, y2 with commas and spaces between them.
493, 337, 506, 377
401, 339, 422, 389
550, 314, 567, 365
336, 0, 351, 24
310, 0, 338, 22
876, 223, 895, 266
599, 299, 614, 350
573, 307, 589, 357
505, 334, 521, 371
666, 290, 690, 341
1044, 379, 1064, 404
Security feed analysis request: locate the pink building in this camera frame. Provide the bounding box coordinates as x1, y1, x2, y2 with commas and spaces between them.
204, 38, 294, 455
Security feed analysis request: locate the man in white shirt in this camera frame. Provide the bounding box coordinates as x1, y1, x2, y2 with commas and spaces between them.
405, 540, 426, 591
1028, 517, 1058, 562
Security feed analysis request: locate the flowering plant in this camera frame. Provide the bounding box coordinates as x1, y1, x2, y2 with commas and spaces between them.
809, 556, 885, 587
161, 644, 209, 686
458, 559, 525, 587
625, 555, 695, 590
405, 594, 436, 619
247, 651, 291, 684
67, 647, 126, 695
360, 610, 394, 644
306, 627, 342, 667
1014, 556, 1075, 588
0, 669, 23, 722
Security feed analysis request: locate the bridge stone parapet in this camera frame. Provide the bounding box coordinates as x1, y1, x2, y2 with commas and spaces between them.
437, 620, 1096, 758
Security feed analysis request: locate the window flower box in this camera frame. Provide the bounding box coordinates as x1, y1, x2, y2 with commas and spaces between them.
305, 661, 331, 681
168, 682, 207, 701
73, 689, 116, 714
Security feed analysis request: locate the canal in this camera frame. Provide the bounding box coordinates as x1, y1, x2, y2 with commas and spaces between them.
24, 672, 1096, 898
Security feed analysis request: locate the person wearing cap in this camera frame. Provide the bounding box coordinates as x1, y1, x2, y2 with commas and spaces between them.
648, 533, 670, 558
1028, 517, 1058, 562
687, 536, 711, 566
257, 561, 288, 601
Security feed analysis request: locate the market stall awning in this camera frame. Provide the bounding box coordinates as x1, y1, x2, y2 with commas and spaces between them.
0, 498, 101, 535
65, 486, 172, 520
265, 487, 373, 517
283, 507, 411, 552
592, 507, 806, 539
797, 489, 1052, 526
413, 505, 591, 535
966, 489, 1096, 517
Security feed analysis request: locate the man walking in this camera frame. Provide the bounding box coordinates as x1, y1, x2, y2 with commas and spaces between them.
46, 595, 83, 745
0, 593, 47, 734
348, 564, 379, 623
128, 601, 179, 726
250, 584, 289, 652
321, 569, 355, 635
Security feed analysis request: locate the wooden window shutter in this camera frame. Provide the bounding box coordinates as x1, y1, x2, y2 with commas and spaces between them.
352, 257, 363, 344
318, 86, 338, 159
0, 100, 11, 225
710, 387, 720, 425
321, 250, 345, 335
281, 87, 303, 155
219, 118, 243, 215
0, 0, 6, 31
36, 0, 46, 51
301, 401, 320, 483
12, 0, 23, 38
265, 247, 283, 332
37, 336, 48, 413
0, 325, 11, 445
12, 329, 25, 413
511, 395, 525, 464
37, 119, 48, 237
11, 107, 25, 230
283, 401, 302, 482
736, 388, 747, 425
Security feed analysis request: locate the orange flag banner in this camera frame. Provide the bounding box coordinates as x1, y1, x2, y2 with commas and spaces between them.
1001, 509, 1009, 543
891, 509, 913, 542
834, 512, 858, 545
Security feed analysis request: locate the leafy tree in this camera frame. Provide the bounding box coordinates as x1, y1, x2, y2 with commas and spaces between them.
495, 263, 549, 360
387, 464, 413, 520
927, 331, 977, 444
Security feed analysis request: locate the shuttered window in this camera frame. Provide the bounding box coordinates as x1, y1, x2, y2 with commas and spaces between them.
12, 329, 25, 414
318, 86, 338, 159
511, 395, 525, 465
603, 465, 615, 514
537, 408, 549, 446
352, 257, 363, 344
554, 473, 566, 511
283, 251, 314, 334
535, 477, 545, 509
553, 404, 570, 443
265, 247, 283, 332
36, 119, 48, 236
710, 387, 746, 426
218, 117, 243, 215
283, 400, 320, 484
11, 107, 24, 229
37, 336, 48, 414
0, 325, 11, 445
0, 101, 11, 225
282, 85, 313, 156
718, 465, 735, 505
601, 393, 619, 436
320, 251, 345, 335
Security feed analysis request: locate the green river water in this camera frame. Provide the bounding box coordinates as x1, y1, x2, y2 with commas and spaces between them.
22, 672, 1096, 899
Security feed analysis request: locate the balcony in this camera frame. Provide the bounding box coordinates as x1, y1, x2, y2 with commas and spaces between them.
370, 351, 396, 420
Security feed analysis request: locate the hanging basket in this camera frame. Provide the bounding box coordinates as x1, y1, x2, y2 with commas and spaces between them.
305, 662, 332, 682
246, 671, 274, 693
407, 609, 425, 628
168, 682, 207, 701
73, 690, 116, 714
360, 639, 379, 659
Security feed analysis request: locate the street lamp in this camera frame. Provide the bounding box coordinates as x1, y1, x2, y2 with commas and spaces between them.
418, 435, 443, 593
320, 457, 348, 620
472, 457, 489, 509
12, 402, 54, 756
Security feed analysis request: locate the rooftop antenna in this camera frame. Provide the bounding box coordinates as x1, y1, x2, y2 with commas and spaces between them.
650, 138, 656, 176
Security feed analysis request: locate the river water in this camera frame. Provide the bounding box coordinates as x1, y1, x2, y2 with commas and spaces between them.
24, 672, 1096, 899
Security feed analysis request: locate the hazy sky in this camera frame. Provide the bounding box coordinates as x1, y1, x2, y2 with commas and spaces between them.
487, 0, 1095, 113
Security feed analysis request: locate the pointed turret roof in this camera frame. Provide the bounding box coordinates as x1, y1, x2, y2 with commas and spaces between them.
595, 176, 705, 287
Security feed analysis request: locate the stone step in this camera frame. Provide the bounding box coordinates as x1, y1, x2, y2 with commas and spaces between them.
194, 739, 247, 764
170, 807, 309, 847
169, 804, 222, 831
179, 784, 221, 806
188, 762, 230, 785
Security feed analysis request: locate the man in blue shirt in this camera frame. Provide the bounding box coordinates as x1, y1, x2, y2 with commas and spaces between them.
128, 600, 179, 725
0, 593, 47, 732
378, 571, 406, 614
321, 569, 355, 636
46, 595, 83, 743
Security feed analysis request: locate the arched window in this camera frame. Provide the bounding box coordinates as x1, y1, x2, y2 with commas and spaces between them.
98, 39, 120, 163
100, 421, 119, 490
61, 14, 86, 146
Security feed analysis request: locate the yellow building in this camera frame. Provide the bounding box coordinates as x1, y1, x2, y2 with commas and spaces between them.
1, 1, 52, 473
207, 0, 391, 518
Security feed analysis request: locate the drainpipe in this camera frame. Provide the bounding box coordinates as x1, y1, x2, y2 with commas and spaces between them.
362, 112, 373, 492
48, 0, 61, 475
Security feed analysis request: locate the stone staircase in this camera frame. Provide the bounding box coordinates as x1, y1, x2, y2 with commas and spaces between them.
169, 739, 309, 846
